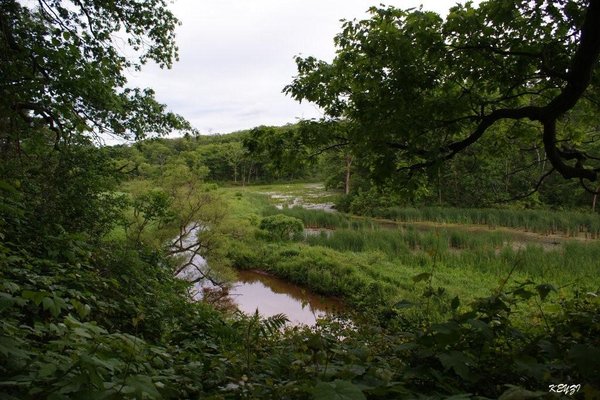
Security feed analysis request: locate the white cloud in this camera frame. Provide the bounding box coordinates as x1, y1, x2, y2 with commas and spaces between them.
124, 0, 474, 136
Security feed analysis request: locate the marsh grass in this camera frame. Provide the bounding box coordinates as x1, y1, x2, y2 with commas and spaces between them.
372, 206, 600, 237
304, 227, 507, 257
299, 225, 600, 296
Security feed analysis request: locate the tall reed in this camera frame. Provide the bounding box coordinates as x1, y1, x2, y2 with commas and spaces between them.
370, 206, 600, 237
301, 226, 600, 284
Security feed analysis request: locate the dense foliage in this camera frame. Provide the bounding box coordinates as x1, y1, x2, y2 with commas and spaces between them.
284, 0, 600, 209
106, 125, 320, 185
259, 214, 305, 241
0, 0, 190, 142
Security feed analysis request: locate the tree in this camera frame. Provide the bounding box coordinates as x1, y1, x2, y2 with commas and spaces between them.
285, 1, 600, 195
1, 0, 193, 247
243, 125, 316, 182
1, 0, 191, 149
295, 120, 357, 194
223, 142, 247, 183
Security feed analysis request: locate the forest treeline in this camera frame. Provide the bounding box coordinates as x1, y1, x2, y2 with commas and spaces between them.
107, 122, 598, 214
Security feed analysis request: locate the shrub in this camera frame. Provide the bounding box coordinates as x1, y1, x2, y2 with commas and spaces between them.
259, 214, 304, 240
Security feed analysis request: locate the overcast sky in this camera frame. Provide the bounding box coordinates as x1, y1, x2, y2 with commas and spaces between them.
125, 0, 471, 137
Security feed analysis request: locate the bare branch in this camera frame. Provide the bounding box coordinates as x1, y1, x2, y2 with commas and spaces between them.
307, 141, 350, 158
494, 168, 555, 204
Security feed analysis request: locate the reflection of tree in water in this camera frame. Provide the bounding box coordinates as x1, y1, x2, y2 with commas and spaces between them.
234, 270, 345, 315
202, 287, 238, 313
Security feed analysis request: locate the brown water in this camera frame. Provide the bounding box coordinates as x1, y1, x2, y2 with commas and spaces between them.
175, 228, 344, 326
228, 270, 344, 326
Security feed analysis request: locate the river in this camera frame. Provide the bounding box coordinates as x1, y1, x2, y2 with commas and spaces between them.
228, 270, 344, 325
175, 229, 343, 325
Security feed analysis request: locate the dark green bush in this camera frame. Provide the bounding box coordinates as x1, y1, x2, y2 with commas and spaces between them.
259, 214, 304, 240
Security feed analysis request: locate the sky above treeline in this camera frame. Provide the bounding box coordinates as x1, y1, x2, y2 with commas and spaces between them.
125, 0, 477, 137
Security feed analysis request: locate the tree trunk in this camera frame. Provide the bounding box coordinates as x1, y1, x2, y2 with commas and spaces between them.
247, 165, 253, 185
437, 169, 442, 205
344, 154, 353, 195
593, 184, 600, 212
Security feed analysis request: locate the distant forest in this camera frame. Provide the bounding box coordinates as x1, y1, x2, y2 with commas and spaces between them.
107, 125, 598, 212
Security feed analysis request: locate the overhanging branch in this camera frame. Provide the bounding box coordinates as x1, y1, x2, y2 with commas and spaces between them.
404, 1, 600, 183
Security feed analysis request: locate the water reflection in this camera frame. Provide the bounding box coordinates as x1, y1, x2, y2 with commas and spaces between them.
229, 270, 344, 326
174, 224, 343, 326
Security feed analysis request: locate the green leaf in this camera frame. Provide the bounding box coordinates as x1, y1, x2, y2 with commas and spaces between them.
42, 297, 55, 312
73, 327, 92, 339
466, 318, 493, 339
124, 375, 161, 399
393, 343, 418, 351
437, 351, 473, 381
514, 355, 547, 380
71, 299, 91, 318
0, 180, 18, 193
41, 295, 65, 317
312, 380, 366, 400
394, 299, 414, 309
0, 293, 21, 312
343, 365, 366, 377
38, 363, 58, 378
22, 290, 49, 306
0, 336, 31, 359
